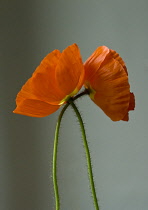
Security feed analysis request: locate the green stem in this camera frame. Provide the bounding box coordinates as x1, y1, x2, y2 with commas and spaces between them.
53, 90, 88, 209
53, 103, 69, 210
52, 89, 94, 210
68, 99, 99, 210
73, 88, 89, 101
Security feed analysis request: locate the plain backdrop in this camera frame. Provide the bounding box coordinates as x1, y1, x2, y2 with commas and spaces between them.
1, 0, 148, 210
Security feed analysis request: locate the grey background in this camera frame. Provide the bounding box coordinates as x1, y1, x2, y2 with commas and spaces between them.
1, 0, 148, 209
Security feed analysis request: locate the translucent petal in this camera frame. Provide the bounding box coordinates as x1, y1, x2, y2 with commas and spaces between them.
84, 46, 135, 121
13, 99, 60, 117
55, 44, 84, 98
84, 46, 109, 81
16, 50, 66, 106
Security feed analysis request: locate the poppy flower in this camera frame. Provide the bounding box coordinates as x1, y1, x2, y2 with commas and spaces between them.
84, 46, 135, 121
13, 44, 84, 117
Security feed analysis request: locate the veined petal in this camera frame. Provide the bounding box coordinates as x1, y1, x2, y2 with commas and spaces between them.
84, 46, 135, 121
93, 78, 130, 121
84, 49, 134, 121
84, 46, 109, 81
110, 49, 128, 75
91, 56, 128, 91
55, 44, 84, 100
122, 93, 135, 121
13, 99, 60, 117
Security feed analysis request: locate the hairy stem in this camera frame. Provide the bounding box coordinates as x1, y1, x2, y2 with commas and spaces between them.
52, 88, 94, 210
68, 99, 99, 210
53, 103, 69, 210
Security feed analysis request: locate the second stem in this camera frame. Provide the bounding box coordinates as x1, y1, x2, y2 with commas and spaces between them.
68, 99, 99, 210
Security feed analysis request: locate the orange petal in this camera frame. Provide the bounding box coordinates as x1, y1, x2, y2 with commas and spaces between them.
122, 93, 135, 121
85, 51, 132, 121
128, 92, 135, 111
16, 50, 67, 106
110, 49, 128, 75
84, 46, 135, 121
93, 80, 131, 121
84, 46, 109, 81
13, 99, 60, 117
55, 44, 84, 99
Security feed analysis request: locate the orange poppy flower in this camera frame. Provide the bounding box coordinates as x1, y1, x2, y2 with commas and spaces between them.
13, 44, 84, 117
84, 46, 135, 121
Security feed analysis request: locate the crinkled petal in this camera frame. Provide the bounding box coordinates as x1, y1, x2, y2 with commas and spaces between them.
122, 92, 135, 121
55, 44, 84, 99
84, 46, 109, 81
84, 46, 135, 121
128, 92, 135, 111
87, 57, 132, 121
110, 49, 128, 75
13, 99, 60, 117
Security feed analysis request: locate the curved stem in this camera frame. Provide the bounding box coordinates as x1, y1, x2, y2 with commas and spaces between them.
52, 89, 91, 210
73, 88, 89, 101
68, 99, 99, 210
53, 103, 69, 210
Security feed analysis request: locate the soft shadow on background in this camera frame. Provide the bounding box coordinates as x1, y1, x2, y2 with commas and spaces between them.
1, 0, 148, 210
